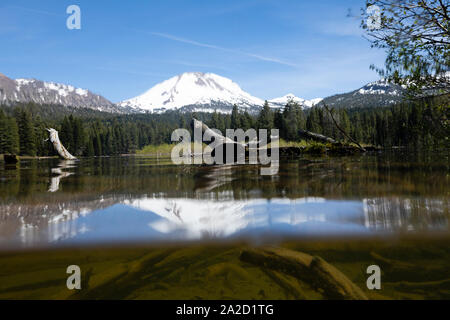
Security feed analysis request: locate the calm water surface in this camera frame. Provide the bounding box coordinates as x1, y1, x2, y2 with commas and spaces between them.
0, 151, 448, 248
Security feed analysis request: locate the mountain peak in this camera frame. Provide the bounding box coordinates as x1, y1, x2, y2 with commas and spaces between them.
0, 75, 119, 112
119, 72, 264, 113
319, 79, 405, 109
268, 94, 322, 109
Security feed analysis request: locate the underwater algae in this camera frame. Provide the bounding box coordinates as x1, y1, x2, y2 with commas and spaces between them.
0, 237, 449, 300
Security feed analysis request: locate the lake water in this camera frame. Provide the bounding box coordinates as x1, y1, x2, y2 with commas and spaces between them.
0, 151, 448, 249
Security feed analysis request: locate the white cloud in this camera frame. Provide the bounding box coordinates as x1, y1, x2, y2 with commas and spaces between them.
131, 29, 299, 68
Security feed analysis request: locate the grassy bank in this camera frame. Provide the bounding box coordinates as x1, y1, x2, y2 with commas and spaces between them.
136, 142, 210, 156
135, 139, 328, 156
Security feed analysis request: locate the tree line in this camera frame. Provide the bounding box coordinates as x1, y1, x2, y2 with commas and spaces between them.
0, 94, 447, 157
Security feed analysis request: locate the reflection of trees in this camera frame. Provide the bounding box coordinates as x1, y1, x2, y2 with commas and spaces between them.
18, 161, 37, 198
364, 197, 449, 232
1, 155, 448, 202
0, 196, 126, 245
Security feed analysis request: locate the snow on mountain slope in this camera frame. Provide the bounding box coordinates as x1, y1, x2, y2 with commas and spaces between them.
319, 79, 406, 109
0, 73, 120, 112
119, 72, 264, 113
357, 79, 405, 96
268, 94, 323, 109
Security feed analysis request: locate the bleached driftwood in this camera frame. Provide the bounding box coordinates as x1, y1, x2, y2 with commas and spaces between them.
47, 128, 77, 160
192, 118, 245, 146
192, 118, 275, 148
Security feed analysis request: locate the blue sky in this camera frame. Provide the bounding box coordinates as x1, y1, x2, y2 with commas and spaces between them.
0, 0, 386, 102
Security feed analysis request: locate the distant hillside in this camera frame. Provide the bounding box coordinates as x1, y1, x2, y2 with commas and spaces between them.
318, 79, 405, 109
0, 73, 124, 113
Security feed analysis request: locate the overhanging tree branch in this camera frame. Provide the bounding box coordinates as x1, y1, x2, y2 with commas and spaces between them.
324, 105, 367, 152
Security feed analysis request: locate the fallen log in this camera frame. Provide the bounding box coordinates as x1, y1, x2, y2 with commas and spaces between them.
240, 246, 368, 300
192, 118, 273, 148
297, 129, 337, 144
192, 118, 242, 146
46, 128, 77, 160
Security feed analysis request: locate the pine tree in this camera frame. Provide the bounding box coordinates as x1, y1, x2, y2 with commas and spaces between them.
0, 110, 7, 153
17, 110, 36, 156
0, 111, 20, 154
86, 138, 95, 157
231, 104, 241, 129
274, 109, 284, 133
60, 116, 74, 153
72, 117, 85, 155
7, 118, 20, 154
283, 102, 299, 140
338, 109, 351, 141
241, 112, 254, 131
93, 132, 102, 156
257, 101, 274, 130
306, 107, 322, 134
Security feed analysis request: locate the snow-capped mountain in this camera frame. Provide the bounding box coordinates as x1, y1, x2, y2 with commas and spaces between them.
319, 79, 405, 109
1, 70, 410, 115
119, 72, 264, 113
0, 72, 121, 113
357, 79, 405, 96
268, 94, 323, 109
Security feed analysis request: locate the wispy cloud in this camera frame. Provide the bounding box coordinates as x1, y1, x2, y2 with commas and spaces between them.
131, 29, 299, 68
7, 5, 62, 17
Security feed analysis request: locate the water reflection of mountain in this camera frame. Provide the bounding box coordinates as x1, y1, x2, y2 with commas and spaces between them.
0, 194, 447, 247
127, 196, 448, 238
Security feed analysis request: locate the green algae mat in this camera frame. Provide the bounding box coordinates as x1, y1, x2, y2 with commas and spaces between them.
0, 237, 449, 300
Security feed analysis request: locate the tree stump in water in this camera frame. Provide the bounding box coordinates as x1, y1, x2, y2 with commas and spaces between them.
3, 154, 19, 164
47, 128, 77, 160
